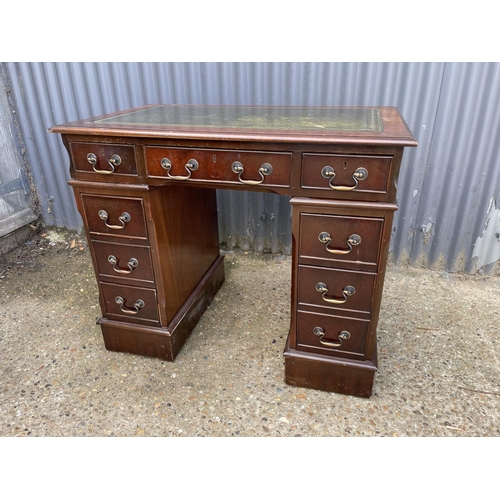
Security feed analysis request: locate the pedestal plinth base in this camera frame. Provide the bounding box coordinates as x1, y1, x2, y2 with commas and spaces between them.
283, 337, 377, 398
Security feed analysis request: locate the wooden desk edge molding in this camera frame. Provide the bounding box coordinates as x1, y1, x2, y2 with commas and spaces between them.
50, 105, 417, 398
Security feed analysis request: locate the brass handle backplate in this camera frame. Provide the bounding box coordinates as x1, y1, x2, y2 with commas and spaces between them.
231, 161, 273, 185
315, 282, 356, 304
160, 158, 198, 180
313, 327, 351, 347
321, 166, 368, 191
115, 296, 145, 315
87, 153, 121, 174
318, 232, 361, 254
108, 255, 139, 274
98, 210, 131, 230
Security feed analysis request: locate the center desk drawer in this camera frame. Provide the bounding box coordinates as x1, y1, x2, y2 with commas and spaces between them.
81, 194, 148, 241
298, 265, 376, 315
301, 153, 392, 199
145, 147, 291, 187
299, 214, 383, 271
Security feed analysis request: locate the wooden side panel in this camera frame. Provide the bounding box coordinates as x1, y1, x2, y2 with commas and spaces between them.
147, 184, 221, 325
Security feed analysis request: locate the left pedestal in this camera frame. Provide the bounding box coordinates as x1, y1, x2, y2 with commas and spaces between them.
69, 180, 223, 361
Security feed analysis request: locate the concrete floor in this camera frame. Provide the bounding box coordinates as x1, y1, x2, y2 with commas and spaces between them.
1, 229, 500, 437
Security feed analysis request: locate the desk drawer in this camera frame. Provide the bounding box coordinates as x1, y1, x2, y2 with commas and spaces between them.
92, 240, 155, 287
301, 153, 392, 199
145, 147, 291, 187
81, 194, 148, 240
297, 311, 369, 359
298, 265, 376, 314
299, 214, 383, 271
100, 282, 160, 325
71, 142, 137, 178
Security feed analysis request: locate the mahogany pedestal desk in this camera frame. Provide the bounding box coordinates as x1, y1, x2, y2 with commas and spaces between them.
50, 105, 417, 398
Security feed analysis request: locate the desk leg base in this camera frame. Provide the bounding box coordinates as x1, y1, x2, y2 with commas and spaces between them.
98, 255, 225, 361
283, 340, 377, 398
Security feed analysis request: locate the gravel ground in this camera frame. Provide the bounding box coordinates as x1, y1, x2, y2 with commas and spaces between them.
1, 229, 499, 438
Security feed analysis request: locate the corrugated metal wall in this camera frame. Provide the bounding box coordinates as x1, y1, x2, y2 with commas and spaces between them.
3, 62, 500, 273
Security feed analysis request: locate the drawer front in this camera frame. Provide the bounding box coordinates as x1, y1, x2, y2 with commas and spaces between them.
298, 265, 376, 314
145, 147, 291, 187
81, 194, 148, 240
71, 142, 137, 177
92, 240, 155, 287
299, 214, 383, 271
100, 282, 159, 324
301, 153, 392, 198
297, 310, 369, 359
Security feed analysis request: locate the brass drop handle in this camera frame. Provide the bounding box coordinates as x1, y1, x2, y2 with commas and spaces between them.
315, 282, 356, 304
321, 166, 368, 191
98, 210, 131, 230
318, 232, 361, 254
160, 157, 198, 180
115, 296, 145, 315
87, 153, 121, 174
313, 327, 351, 347
108, 255, 139, 274
231, 161, 273, 185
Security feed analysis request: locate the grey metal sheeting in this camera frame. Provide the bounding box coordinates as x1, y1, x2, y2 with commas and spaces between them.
3, 62, 500, 273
